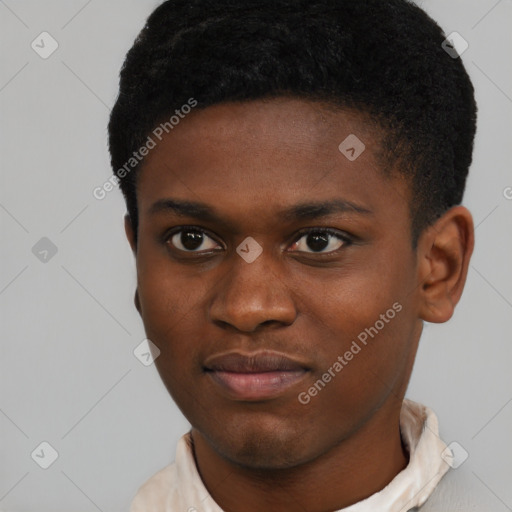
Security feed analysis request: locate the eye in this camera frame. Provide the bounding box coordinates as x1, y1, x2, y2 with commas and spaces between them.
167, 227, 221, 253
288, 228, 351, 254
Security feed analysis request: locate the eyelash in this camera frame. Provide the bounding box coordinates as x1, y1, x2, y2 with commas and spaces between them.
163, 225, 353, 256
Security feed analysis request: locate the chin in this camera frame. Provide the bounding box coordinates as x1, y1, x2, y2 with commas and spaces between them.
203, 416, 315, 471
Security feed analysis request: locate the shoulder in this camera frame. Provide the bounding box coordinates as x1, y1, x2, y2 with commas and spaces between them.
129, 464, 178, 512
129, 432, 213, 512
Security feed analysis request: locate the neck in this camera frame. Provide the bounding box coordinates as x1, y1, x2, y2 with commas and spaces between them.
191, 398, 409, 512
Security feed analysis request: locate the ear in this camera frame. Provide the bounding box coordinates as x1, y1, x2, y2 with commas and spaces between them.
416, 206, 474, 323
134, 289, 142, 314
124, 215, 142, 315
124, 214, 137, 254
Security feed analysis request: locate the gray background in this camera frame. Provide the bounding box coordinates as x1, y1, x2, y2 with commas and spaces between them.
1, 1, 511, 511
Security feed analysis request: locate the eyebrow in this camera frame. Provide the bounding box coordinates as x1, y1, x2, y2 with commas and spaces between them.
148, 198, 373, 223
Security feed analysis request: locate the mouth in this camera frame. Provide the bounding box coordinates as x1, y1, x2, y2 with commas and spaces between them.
203, 350, 310, 401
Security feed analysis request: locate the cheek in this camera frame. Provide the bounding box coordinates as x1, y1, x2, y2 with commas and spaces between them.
297, 255, 416, 401
297, 306, 414, 440
137, 268, 205, 407
135, 257, 204, 368
136, 243, 203, 326
302, 258, 407, 338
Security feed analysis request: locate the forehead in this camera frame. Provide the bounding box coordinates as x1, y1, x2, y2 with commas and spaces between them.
142, 97, 379, 168
136, 98, 410, 230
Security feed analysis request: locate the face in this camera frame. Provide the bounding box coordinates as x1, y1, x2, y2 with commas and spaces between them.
129, 98, 424, 470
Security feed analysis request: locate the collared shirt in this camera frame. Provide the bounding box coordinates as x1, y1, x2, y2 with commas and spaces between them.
130, 399, 453, 512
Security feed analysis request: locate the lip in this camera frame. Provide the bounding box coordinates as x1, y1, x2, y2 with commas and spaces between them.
204, 350, 310, 401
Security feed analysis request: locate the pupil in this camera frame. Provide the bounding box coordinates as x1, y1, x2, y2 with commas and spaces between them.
182, 230, 203, 250
307, 232, 328, 252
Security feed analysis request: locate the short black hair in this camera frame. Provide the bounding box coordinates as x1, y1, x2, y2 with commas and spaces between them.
108, 0, 477, 247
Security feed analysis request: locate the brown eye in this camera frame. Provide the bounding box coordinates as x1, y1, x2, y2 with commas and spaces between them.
168, 228, 220, 252
289, 229, 350, 254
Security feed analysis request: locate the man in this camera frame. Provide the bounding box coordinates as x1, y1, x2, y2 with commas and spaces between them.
108, 1, 485, 509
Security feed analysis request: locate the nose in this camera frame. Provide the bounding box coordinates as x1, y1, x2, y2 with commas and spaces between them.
209, 250, 297, 332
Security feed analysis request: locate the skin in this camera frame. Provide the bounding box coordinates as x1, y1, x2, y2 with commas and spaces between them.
125, 98, 474, 511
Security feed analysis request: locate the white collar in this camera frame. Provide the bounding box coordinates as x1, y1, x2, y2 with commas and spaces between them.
131, 399, 451, 512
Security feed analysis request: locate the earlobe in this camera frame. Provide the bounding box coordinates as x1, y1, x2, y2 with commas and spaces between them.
417, 206, 474, 323
124, 214, 137, 254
